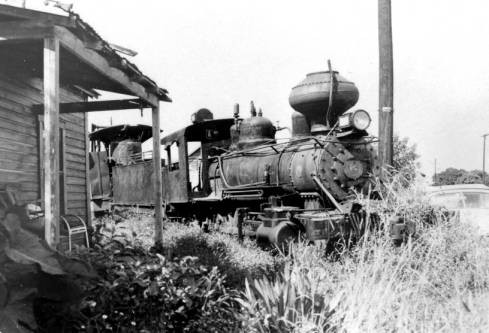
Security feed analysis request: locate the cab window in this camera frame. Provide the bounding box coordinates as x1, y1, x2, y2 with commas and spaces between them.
166, 141, 180, 171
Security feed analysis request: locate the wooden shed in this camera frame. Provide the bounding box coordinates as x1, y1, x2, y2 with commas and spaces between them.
0, 4, 169, 248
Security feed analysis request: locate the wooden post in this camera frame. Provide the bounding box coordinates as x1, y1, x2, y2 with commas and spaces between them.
378, 0, 394, 168
85, 114, 93, 226
43, 37, 60, 247
483, 134, 489, 184
152, 103, 163, 244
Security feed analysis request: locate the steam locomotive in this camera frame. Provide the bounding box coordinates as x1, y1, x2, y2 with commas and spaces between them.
159, 70, 380, 245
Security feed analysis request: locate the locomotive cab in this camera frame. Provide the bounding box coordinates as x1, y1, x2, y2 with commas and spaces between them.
88, 124, 155, 212
160, 110, 235, 206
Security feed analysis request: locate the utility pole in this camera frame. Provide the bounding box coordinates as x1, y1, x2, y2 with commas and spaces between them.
378, 0, 394, 168
483, 134, 489, 184
434, 158, 437, 182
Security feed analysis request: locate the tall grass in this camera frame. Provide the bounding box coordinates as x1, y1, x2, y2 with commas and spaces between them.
240, 224, 489, 332
99, 171, 489, 332
240, 173, 489, 332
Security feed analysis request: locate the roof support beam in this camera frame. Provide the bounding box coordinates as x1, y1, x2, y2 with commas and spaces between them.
152, 103, 164, 245
53, 26, 159, 107
33, 98, 149, 114
0, 22, 54, 40
0, 4, 76, 26
43, 36, 60, 248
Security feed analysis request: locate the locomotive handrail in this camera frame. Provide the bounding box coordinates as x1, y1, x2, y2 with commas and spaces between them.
216, 136, 377, 161
214, 132, 376, 161
312, 175, 344, 213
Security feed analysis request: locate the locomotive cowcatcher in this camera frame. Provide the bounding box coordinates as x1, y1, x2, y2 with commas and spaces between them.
161, 69, 380, 246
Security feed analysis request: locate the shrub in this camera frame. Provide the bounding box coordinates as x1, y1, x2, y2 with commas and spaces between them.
159, 224, 284, 289
97, 214, 284, 290
238, 208, 489, 332
58, 240, 242, 332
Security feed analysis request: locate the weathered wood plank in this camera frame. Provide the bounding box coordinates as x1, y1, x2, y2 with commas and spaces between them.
67, 186, 88, 194
65, 150, 87, 163
64, 133, 85, 146
0, 80, 43, 105
0, 26, 54, 41
0, 170, 37, 183
0, 155, 37, 167
65, 154, 87, 165
0, 139, 37, 155
61, 114, 85, 126
0, 100, 31, 117
27, 76, 86, 103
67, 201, 88, 209
33, 99, 148, 114
66, 159, 86, 171
65, 135, 87, 147
0, 116, 38, 137
152, 104, 163, 244
66, 177, 88, 186
0, 5, 75, 26
65, 169, 86, 180
84, 113, 92, 226
43, 37, 60, 248
0, 72, 85, 106
0, 110, 36, 128
60, 127, 67, 215
66, 193, 87, 201
0, 130, 36, 146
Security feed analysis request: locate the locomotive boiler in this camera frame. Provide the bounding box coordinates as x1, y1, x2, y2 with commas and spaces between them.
160, 69, 380, 246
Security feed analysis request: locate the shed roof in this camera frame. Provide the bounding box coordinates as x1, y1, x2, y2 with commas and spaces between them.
161, 119, 235, 145
0, 4, 170, 105
89, 124, 154, 144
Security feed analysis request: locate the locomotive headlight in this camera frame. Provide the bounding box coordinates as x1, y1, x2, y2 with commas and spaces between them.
338, 109, 371, 131
351, 110, 371, 131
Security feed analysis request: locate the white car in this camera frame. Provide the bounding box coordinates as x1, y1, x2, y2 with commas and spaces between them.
427, 184, 489, 235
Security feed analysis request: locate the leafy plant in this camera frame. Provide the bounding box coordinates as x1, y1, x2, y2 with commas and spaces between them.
0, 208, 96, 332
61, 240, 242, 332
393, 134, 420, 184
238, 260, 341, 333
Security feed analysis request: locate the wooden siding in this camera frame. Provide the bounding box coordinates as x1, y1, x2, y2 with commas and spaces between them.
0, 72, 89, 222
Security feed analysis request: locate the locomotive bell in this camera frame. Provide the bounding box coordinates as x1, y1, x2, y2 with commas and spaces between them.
289, 71, 359, 134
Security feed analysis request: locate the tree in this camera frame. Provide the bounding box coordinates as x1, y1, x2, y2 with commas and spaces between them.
458, 170, 483, 184
432, 168, 466, 185
392, 134, 420, 182
433, 168, 489, 186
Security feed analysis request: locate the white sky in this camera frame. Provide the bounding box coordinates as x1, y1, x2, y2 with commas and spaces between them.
13, 0, 489, 177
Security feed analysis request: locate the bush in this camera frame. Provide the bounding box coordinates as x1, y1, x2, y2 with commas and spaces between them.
97, 214, 284, 290
160, 223, 284, 289
62, 241, 242, 332
236, 172, 489, 333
